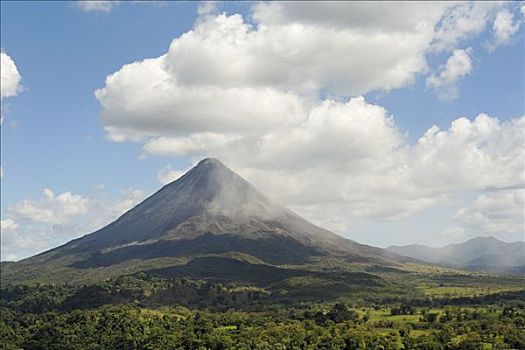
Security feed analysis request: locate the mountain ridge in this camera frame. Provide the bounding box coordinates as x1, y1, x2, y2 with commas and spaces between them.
387, 236, 525, 274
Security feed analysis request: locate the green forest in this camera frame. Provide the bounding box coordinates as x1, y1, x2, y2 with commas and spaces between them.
1, 272, 524, 349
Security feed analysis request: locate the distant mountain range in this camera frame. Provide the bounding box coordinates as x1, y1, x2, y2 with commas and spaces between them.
387, 236, 525, 274
1, 158, 412, 286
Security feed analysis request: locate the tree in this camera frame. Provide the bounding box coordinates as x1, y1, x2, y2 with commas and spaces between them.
327, 303, 359, 323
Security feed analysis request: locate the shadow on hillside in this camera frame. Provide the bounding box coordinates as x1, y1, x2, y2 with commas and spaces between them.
70, 233, 324, 269
145, 257, 385, 291
146, 256, 307, 286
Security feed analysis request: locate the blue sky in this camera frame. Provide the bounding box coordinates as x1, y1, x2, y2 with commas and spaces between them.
1, 1, 524, 260
1, 2, 200, 200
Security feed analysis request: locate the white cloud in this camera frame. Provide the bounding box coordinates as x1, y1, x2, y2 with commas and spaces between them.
8, 189, 90, 225
197, 1, 217, 16
488, 9, 522, 50
90, 3, 525, 241
96, 56, 307, 141
431, 2, 502, 51
1, 51, 21, 99
412, 115, 525, 190
163, 10, 433, 95
106, 189, 146, 220
95, 2, 520, 145
95, 3, 520, 142
252, 2, 449, 32
77, 1, 117, 13
2, 188, 147, 261
95, 4, 450, 142
1, 218, 50, 261
426, 48, 473, 100
144, 102, 524, 225
447, 189, 525, 241
144, 133, 241, 157
441, 225, 467, 240
1, 218, 18, 231
157, 166, 189, 185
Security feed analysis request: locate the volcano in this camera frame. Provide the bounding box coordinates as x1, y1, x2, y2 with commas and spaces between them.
2, 158, 411, 285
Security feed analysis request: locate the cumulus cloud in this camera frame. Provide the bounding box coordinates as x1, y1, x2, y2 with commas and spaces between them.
150, 105, 524, 230
76, 1, 118, 13
457, 190, 524, 235
8, 188, 90, 225
96, 3, 451, 143
1, 218, 18, 231
441, 225, 467, 240
95, 3, 520, 141
2, 188, 146, 261
426, 48, 473, 100
1, 51, 21, 100
264, 113, 524, 222
487, 9, 522, 50
197, 1, 217, 16
1, 218, 50, 261
92, 2, 525, 240
443, 189, 525, 242
95, 2, 520, 143
99, 189, 146, 222
252, 2, 448, 31
157, 166, 189, 185
96, 54, 307, 140
431, 2, 503, 51
409, 114, 524, 193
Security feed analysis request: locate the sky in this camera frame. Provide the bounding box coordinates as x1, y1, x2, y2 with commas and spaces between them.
1, 1, 524, 261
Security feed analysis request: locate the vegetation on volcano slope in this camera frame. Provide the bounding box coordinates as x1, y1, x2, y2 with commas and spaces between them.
1, 271, 524, 349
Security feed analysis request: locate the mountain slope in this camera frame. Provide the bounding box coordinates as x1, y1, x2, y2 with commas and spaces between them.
387, 236, 525, 274
2, 158, 411, 285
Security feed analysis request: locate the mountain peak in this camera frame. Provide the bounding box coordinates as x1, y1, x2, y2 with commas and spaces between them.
177, 158, 276, 218
69, 158, 284, 250
191, 158, 229, 176
197, 157, 224, 166
185, 157, 237, 186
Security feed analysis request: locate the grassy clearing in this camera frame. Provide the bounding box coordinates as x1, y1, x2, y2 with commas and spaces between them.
355, 308, 421, 322
419, 285, 524, 297
409, 329, 432, 337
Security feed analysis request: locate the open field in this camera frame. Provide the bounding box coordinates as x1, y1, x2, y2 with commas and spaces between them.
418, 285, 525, 298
